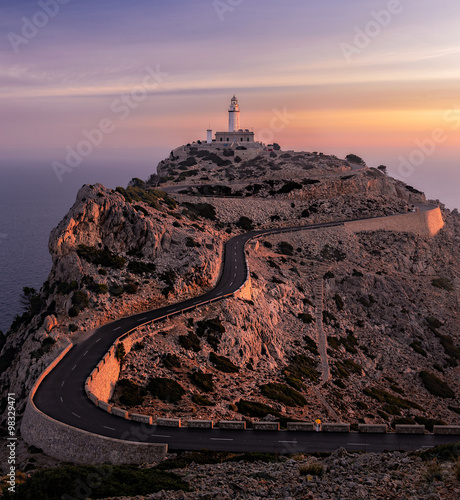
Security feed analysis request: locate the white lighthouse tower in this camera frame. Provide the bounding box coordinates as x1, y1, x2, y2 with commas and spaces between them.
228, 95, 240, 132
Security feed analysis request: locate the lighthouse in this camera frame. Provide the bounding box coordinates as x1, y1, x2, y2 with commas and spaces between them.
210, 96, 257, 145
228, 95, 240, 132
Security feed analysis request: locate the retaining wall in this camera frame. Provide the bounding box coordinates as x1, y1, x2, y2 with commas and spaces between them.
345, 206, 444, 238
20, 344, 167, 465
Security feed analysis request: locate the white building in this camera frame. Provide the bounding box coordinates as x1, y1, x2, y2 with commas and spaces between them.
208, 96, 258, 146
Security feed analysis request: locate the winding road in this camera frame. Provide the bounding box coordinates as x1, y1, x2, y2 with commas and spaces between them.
32, 212, 458, 454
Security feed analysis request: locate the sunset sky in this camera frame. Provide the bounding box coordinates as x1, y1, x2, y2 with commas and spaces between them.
2, 0, 460, 183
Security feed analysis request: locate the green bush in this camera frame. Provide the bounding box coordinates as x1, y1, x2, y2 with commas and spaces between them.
109, 284, 124, 297
117, 379, 147, 407
163, 353, 181, 369
304, 336, 319, 356
3, 464, 189, 499
410, 340, 427, 357
420, 371, 455, 399
333, 359, 362, 378
147, 377, 186, 403
179, 332, 201, 352
284, 354, 319, 384
333, 294, 344, 311
190, 371, 214, 392
192, 394, 215, 406
91, 283, 109, 294
298, 313, 314, 324
364, 387, 423, 410
115, 343, 126, 362
69, 290, 89, 316
57, 281, 78, 294
278, 241, 294, 256
183, 202, 217, 220
236, 399, 281, 418
128, 260, 156, 275
299, 463, 323, 477
236, 216, 254, 231
209, 352, 239, 373
431, 277, 454, 291
123, 282, 139, 294
260, 383, 306, 407
77, 245, 126, 269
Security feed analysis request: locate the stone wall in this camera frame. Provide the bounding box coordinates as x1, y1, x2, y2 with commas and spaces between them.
86, 331, 140, 403
345, 206, 444, 238
21, 344, 167, 464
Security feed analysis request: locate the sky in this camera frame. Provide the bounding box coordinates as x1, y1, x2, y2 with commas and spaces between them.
1, 0, 459, 201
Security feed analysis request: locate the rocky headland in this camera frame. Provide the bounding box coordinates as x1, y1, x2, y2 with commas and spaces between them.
0, 145, 459, 496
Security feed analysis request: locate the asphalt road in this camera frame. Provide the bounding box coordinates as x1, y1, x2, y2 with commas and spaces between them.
33, 214, 458, 454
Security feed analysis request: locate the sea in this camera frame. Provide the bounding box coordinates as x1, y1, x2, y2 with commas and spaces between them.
0, 148, 458, 333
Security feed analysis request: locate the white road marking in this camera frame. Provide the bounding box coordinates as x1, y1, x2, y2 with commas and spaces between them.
60, 397, 64, 403
95, 338, 101, 343
347, 443, 369, 446
138, 317, 147, 322
72, 412, 81, 419
278, 441, 298, 444
72, 365, 76, 371
103, 426, 116, 431
61, 381, 65, 387
113, 327, 121, 331
83, 351, 88, 356
210, 438, 234, 441
152, 434, 171, 438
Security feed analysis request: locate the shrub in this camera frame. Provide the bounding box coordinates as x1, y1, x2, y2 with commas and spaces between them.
179, 332, 201, 352
431, 277, 454, 291
420, 371, 455, 399
123, 283, 139, 294
278, 241, 294, 256
236, 216, 254, 231
183, 202, 216, 220
3, 465, 189, 499
364, 387, 423, 410
260, 383, 306, 407
77, 245, 126, 269
190, 371, 214, 392
410, 340, 427, 357
236, 399, 281, 418
277, 181, 302, 194
186, 236, 200, 248
210, 352, 239, 373
88, 283, 109, 294
192, 394, 215, 406
304, 336, 319, 356
299, 463, 323, 477
333, 359, 362, 378
128, 261, 156, 275
298, 313, 314, 324
132, 342, 145, 351
109, 284, 124, 297
69, 290, 89, 316
68, 324, 78, 332
424, 460, 443, 482
346, 154, 366, 166
115, 343, 126, 362
163, 353, 181, 369
57, 281, 78, 295
284, 354, 319, 384
333, 294, 344, 311
147, 377, 186, 403
117, 379, 147, 407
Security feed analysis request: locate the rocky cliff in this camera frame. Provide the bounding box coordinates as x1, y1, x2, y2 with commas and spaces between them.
0, 146, 459, 485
